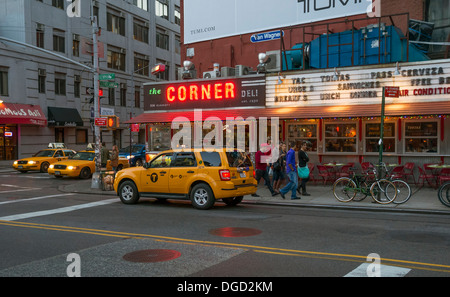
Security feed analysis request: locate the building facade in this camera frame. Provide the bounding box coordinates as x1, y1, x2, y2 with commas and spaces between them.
0, 0, 181, 159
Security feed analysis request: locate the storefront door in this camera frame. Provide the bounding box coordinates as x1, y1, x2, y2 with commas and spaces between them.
0, 125, 17, 160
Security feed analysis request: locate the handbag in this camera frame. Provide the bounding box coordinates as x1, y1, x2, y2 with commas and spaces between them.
297, 166, 310, 179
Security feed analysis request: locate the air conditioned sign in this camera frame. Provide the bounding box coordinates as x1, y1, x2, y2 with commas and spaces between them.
143, 75, 266, 111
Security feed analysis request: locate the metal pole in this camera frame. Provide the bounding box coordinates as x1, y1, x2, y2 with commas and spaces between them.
378, 87, 385, 179
91, 14, 102, 189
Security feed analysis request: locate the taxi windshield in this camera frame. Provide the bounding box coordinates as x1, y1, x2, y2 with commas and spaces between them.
70, 152, 95, 161
33, 150, 55, 157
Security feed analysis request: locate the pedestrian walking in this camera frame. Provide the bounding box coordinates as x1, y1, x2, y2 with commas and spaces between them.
279, 141, 300, 200
110, 145, 119, 174
297, 141, 311, 196
100, 142, 109, 169
252, 143, 280, 197
273, 142, 286, 192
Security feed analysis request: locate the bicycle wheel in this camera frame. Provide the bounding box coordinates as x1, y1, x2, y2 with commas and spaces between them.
370, 179, 397, 204
438, 182, 450, 207
333, 177, 357, 202
389, 179, 412, 204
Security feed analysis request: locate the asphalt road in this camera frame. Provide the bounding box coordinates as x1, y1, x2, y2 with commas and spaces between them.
0, 170, 449, 283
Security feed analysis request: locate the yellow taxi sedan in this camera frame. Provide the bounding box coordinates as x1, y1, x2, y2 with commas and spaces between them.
48, 150, 129, 179
13, 148, 76, 173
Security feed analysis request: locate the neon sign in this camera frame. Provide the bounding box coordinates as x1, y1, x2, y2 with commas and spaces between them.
166, 82, 236, 102
143, 75, 266, 111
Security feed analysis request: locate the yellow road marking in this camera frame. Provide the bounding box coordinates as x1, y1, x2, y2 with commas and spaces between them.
1, 219, 449, 273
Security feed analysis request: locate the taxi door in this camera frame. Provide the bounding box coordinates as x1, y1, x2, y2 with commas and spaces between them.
169, 152, 198, 195
140, 152, 172, 193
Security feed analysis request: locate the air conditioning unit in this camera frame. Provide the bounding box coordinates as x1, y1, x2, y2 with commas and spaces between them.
221, 67, 236, 77
265, 51, 282, 72
236, 65, 251, 76
203, 71, 220, 79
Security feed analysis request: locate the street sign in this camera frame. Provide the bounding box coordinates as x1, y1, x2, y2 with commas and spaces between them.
251, 30, 284, 43
99, 73, 115, 80
130, 124, 140, 132
94, 117, 107, 126
100, 81, 118, 88
384, 86, 400, 98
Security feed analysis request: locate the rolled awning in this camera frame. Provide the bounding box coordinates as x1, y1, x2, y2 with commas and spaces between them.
0, 103, 47, 126
48, 107, 83, 127
124, 101, 450, 124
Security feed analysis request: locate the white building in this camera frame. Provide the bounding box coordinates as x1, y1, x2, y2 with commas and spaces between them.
0, 0, 180, 159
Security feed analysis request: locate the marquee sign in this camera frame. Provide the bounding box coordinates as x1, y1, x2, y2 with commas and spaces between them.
143, 75, 266, 111
266, 60, 450, 108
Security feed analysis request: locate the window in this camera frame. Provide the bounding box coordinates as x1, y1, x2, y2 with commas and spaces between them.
53, 29, 65, 53
134, 53, 149, 76
404, 121, 438, 153
74, 75, 81, 98
107, 11, 126, 36
108, 88, 115, 106
120, 85, 127, 106
52, 0, 64, 9
76, 129, 88, 144
36, 24, 44, 48
365, 122, 396, 153
55, 76, 66, 95
173, 152, 197, 167
133, 20, 149, 43
133, 0, 148, 11
200, 152, 222, 167
0, 69, 9, 96
72, 34, 80, 57
150, 153, 173, 168
134, 87, 141, 108
107, 47, 126, 71
174, 6, 181, 25
287, 123, 318, 152
155, 0, 168, 20
38, 69, 46, 94
324, 122, 357, 153
156, 28, 169, 50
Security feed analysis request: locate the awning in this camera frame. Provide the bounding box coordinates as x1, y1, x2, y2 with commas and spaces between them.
124, 101, 450, 124
48, 107, 83, 127
0, 103, 47, 126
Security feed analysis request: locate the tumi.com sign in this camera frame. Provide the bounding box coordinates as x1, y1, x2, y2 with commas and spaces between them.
184, 0, 369, 44
143, 75, 266, 111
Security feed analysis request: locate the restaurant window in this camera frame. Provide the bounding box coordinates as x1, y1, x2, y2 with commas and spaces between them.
404, 121, 439, 153
287, 122, 318, 152
324, 122, 357, 153
365, 122, 396, 153
149, 124, 171, 151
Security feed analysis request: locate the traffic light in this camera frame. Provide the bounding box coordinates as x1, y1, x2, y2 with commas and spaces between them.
106, 115, 119, 130
99, 88, 104, 97
151, 63, 166, 75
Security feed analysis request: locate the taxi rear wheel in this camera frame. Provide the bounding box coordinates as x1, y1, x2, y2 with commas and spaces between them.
190, 183, 215, 210
119, 181, 140, 204
40, 162, 50, 173
222, 196, 243, 206
79, 167, 91, 179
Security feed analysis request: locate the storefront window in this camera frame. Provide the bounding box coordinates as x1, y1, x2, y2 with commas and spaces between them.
149, 124, 171, 151
324, 122, 357, 153
0, 126, 17, 160
404, 121, 438, 153
365, 122, 396, 153
287, 123, 317, 152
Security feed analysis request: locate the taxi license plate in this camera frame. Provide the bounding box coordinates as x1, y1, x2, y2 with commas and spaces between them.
55, 171, 61, 176
18, 165, 23, 169
239, 172, 246, 178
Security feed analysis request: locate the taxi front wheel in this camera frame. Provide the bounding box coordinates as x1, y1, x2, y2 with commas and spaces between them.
190, 183, 215, 210
119, 181, 140, 204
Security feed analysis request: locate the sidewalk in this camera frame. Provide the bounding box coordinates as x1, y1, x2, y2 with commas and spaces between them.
59, 178, 450, 215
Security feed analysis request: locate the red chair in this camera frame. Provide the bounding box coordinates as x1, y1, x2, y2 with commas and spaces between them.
317, 165, 336, 184
418, 166, 437, 188
402, 162, 416, 184
390, 165, 405, 180
439, 168, 450, 185
361, 162, 376, 180
424, 163, 438, 179
336, 164, 352, 178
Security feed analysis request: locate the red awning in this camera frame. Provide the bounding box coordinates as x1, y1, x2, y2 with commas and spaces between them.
125, 101, 450, 124
0, 103, 47, 126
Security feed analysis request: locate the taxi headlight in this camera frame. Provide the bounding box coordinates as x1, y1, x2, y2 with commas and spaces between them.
49, 165, 54, 169
13, 161, 18, 165
67, 166, 78, 170
28, 160, 38, 165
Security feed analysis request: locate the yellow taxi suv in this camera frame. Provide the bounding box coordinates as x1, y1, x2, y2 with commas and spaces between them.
114, 149, 257, 210
48, 150, 129, 179
13, 148, 76, 173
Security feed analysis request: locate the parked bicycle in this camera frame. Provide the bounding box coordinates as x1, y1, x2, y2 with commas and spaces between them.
378, 162, 412, 204
437, 182, 450, 207
333, 165, 397, 204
